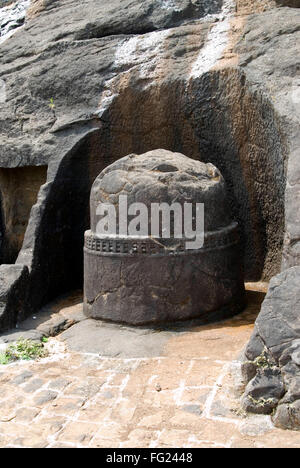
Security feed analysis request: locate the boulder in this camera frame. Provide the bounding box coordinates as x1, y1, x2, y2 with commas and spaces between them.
242, 267, 300, 429
245, 267, 300, 361
242, 367, 285, 415
0, 264, 29, 330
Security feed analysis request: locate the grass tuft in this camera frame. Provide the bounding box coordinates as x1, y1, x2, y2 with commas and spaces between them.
0, 339, 48, 365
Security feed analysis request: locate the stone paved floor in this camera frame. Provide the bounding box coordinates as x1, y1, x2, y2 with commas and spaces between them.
0, 284, 300, 448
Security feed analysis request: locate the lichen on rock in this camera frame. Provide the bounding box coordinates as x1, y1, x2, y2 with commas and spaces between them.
241, 267, 300, 430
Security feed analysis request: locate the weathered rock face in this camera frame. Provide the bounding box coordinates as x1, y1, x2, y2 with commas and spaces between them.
275, 0, 300, 6
0, 0, 29, 44
242, 367, 285, 415
241, 267, 300, 429
0, 0, 299, 331
84, 149, 245, 324
234, 7, 300, 270
0, 165, 47, 264
0, 264, 29, 330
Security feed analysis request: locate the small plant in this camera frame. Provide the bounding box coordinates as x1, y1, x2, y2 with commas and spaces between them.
0, 353, 11, 365
49, 97, 55, 110
0, 339, 48, 365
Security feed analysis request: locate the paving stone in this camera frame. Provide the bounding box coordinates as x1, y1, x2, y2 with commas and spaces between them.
89, 422, 126, 448
0, 385, 16, 399
138, 411, 166, 429
11, 371, 33, 385
238, 416, 274, 436
211, 401, 235, 418
0, 407, 17, 422
110, 399, 137, 424
0, 287, 299, 448
0, 422, 48, 448
23, 378, 45, 393
57, 421, 100, 445
121, 429, 156, 448
77, 404, 112, 423
59, 320, 173, 358
33, 390, 58, 406
157, 429, 193, 448
170, 409, 203, 428
180, 387, 212, 406
97, 388, 120, 404
47, 378, 71, 391
0, 434, 10, 447
185, 360, 225, 386
13, 436, 48, 449
33, 417, 65, 436
50, 397, 85, 416
14, 407, 41, 422
188, 420, 242, 446
63, 382, 103, 399
108, 373, 130, 387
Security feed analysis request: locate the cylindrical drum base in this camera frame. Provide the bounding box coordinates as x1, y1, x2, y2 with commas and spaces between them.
83, 228, 245, 325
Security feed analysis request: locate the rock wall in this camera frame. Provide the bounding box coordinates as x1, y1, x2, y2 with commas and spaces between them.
101, 71, 285, 280
0, 0, 29, 44
275, 0, 300, 6
0, 166, 47, 264
234, 7, 300, 271
0, 0, 299, 335
241, 267, 300, 430
0, 263, 29, 330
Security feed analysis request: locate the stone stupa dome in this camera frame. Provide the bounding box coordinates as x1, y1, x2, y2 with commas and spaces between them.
90, 149, 232, 235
